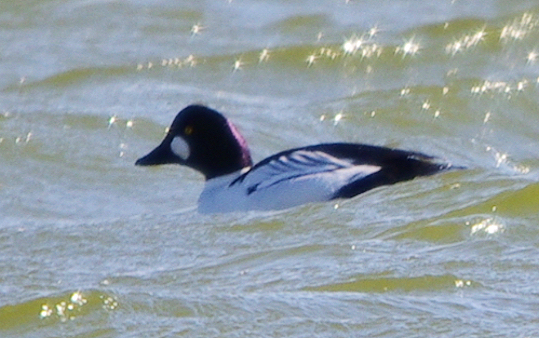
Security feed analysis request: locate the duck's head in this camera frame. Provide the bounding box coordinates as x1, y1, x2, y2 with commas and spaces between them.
135, 105, 252, 180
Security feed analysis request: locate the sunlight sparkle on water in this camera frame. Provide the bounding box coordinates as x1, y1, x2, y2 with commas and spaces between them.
333, 111, 344, 125
470, 218, 504, 235
500, 12, 538, 42
471, 80, 511, 95
40, 291, 88, 321
396, 37, 421, 57
494, 151, 508, 168
516, 79, 528, 91
342, 35, 365, 55
454, 279, 472, 288
445, 29, 486, 56
342, 32, 381, 58
161, 58, 184, 68
361, 44, 382, 59
259, 48, 270, 63
368, 25, 379, 38
101, 295, 119, 311
40, 304, 53, 318
190, 23, 205, 37
527, 50, 538, 64
483, 145, 530, 174
233, 58, 244, 72
108, 116, 117, 128
15, 132, 32, 144
319, 111, 345, 125
319, 47, 339, 60
70, 291, 87, 306
305, 53, 318, 67
483, 112, 491, 124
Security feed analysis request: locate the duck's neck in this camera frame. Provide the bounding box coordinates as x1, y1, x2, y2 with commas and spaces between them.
201, 122, 252, 180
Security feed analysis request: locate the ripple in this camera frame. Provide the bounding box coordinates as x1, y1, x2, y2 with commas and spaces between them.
0, 290, 117, 332
304, 274, 475, 293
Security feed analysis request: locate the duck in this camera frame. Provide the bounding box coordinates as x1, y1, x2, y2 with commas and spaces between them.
135, 104, 458, 213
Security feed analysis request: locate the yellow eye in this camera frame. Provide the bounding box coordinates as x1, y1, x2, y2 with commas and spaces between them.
184, 125, 193, 135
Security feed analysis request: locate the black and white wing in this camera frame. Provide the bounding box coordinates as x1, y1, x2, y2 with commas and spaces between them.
232, 143, 451, 200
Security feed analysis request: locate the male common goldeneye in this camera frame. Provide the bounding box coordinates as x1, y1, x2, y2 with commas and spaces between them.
136, 105, 457, 213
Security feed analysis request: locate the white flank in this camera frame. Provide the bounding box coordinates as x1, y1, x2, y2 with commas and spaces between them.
197, 150, 383, 213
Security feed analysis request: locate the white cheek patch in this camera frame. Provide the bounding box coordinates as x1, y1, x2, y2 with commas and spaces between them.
170, 136, 190, 160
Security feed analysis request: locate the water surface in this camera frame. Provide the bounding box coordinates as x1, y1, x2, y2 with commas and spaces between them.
2, 1, 539, 337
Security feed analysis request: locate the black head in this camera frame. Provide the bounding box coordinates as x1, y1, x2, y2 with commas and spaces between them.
135, 105, 253, 180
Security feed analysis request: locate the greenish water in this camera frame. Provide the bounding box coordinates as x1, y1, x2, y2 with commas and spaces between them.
2, 1, 539, 337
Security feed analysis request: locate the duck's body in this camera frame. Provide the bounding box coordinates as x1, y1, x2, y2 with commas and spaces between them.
136, 105, 456, 213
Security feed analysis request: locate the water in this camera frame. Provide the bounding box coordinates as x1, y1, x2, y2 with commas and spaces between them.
2, 0, 539, 337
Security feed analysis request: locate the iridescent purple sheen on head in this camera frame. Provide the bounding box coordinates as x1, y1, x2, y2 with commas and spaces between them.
227, 119, 252, 168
